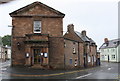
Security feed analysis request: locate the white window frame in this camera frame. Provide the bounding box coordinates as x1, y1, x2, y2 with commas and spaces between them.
73, 47, 76, 54
101, 55, 104, 59
111, 55, 115, 59
94, 56, 96, 62
88, 55, 91, 62
33, 21, 41, 33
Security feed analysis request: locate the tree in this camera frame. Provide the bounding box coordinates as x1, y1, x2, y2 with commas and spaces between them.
2, 35, 11, 46
0, 36, 3, 45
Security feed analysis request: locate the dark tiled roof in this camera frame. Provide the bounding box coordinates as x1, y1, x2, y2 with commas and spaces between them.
100, 38, 120, 49
75, 31, 96, 44
89, 38, 96, 44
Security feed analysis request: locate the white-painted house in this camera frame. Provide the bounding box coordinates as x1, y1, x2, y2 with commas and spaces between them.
0, 45, 11, 61
99, 38, 120, 62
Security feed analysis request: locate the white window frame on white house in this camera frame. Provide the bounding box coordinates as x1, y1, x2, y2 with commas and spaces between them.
33, 21, 41, 33
111, 55, 115, 59
101, 55, 104, 60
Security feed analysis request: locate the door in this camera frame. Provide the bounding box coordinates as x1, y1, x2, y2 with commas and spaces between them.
108, 55, 109, 62
34, 49, 43, 64
84, 57, 86, 67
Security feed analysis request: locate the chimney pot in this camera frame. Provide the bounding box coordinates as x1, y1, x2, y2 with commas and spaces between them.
81, 30, 86, 36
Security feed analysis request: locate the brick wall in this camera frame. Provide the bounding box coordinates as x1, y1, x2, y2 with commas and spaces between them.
11, 2, 64, 68
49, 37, 64, 69
64, 39, 79, 69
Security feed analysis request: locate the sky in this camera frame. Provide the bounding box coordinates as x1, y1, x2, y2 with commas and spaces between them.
0, 0, 119, 48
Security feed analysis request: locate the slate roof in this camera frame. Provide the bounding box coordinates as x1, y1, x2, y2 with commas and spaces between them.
100, 38, 120, 49
75, 31, 96, 44
9, 1, 65, 17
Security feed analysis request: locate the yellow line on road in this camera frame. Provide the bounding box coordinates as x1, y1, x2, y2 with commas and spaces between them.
115, 75, 120, 80
9, 68, 94, 77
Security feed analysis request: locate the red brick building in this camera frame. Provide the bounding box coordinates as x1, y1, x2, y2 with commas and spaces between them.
64, 24, 97, 69
10, 1, 97, 69
10, 1, 65, 69
64, 24, 84, 69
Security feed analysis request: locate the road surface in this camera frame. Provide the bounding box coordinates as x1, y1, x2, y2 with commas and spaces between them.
0, 61, 120, 81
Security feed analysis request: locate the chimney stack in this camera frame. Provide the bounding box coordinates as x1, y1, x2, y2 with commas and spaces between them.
104, 38, 109, 43
67, 24, 74, 32
81, 30, 86, 36
104, 38, 109, 46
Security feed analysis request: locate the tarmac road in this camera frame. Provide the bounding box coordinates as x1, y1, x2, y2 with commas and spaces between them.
0, 61, 120, 81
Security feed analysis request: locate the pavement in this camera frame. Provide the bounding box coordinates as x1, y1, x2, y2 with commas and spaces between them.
2, 65, 97, 77
0, 60, 120, 81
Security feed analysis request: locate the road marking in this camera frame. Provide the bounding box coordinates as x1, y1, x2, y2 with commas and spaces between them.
1, 68, 7, 71
9, 68, 95, 77
108, 67, 111, 70
115, 75, 120, 80
75, 73, 92, 79
0, 64, 10, 68
1, 65, 96, 77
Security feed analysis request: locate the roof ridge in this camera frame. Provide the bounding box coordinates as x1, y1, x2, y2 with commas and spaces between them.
10, 1, 65, 17
108, 38, 120, 42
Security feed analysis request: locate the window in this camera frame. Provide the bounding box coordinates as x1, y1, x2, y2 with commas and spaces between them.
111, 55, 115, 59
44, 53, 48, 58
64, 42, 66, 48
107, 49, 109, 52
70, 59, 72, 64
101, 55, 104, 59
94, 56, 96, 62
87, 45, 90, 50
73, 42, 75, 44
88, 55, 91, 62
5, 51, 7, 54
112, 49, 115, 52
102, 49, 104, 52
114, 42, 117, 44
34, 21, 41, 33
73, 48, 76, 54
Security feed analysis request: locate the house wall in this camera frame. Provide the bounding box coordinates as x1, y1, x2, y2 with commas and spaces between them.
11, 4, 64, 67
49, 37, 64, 69
100, 48, 117, 62
89, 45, 97, 67
79, 42, 84, 67
12, 17, 63, 37
64, 39, 79, 69
83, 42, 89, 67
7, 48, 11, 59
63, 24, 85, 68
11, 37, 25, 65
0, 46, 11, 61
0, 46, 2, 60
18, 4, 58, 16
117, 45, 120, 62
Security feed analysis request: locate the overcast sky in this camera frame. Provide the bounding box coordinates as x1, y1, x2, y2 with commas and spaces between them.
0, 0, 119, 47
